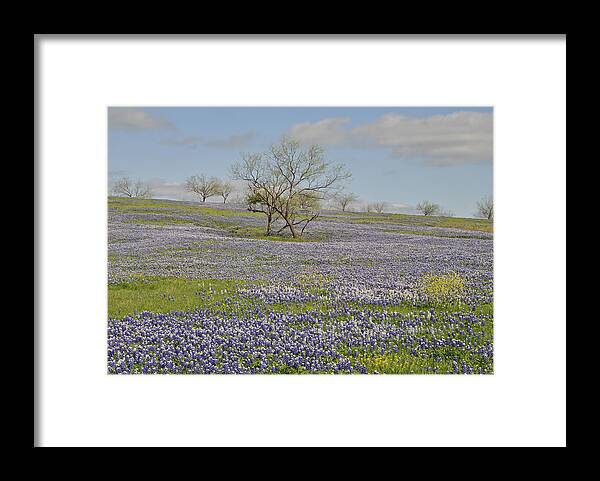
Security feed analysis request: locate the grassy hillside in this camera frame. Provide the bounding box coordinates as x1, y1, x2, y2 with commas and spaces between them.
107, 197, 493, 374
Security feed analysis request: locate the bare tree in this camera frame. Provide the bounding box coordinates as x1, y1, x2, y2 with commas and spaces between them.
232, 153, 283, 236
245, 185, 279, 236
134, 181, 152, 199
232, 138, 350, 238
334, 192, 358, 212
363, 203, 374, 213
185, 174, 219, 202
216, 180, 234, 204
112, 177, 135, 197
416, 200, 440, 216
372, 201, 387, 214
112, 177, 152, 198
296, 191, 319, 210
476, 196, 493, 220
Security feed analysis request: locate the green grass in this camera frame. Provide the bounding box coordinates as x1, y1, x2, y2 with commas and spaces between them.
108, 271, 493, 323
108, 197, 493, 374
148, 218, 320, 242
322, 211, 493, 233
225, 224, 325, 242
475, 302, 494, 317
349, 349, 447, 374
108, 277, 245, 318
110, 197, 489, 239
108, 197, 262, 218
111, 197, 324, 242
108, 276, 493, 374
195, 205, 262, 218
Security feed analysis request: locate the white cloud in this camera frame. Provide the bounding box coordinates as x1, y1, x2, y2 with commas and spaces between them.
286, 111, 492, 166
159, 132, 256, 149
287, 117, 350, 145
108, 108, 174, 131
145, 179, 194, 201
351, 111, 492, 165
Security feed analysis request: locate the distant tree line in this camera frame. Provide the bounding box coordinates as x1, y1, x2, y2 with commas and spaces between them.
111, 141, 493, 238
415, 197, 492, 219
185, 175, 233, 204
111, 177, 152, 199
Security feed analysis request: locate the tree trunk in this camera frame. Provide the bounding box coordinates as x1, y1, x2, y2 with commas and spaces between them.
288, 221, 299, 238
278, 212, 300, 238
265, 213, 272, 236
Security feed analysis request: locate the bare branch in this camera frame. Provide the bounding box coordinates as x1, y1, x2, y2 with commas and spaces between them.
334, 192, 359, 212
231, 138, 351, 238
185, 174, 220, 202
216, 180, 234, 203
475, 196, 493, 220
112, 177, 152, 199
416, 200, 440, 216
372, 201, 387, 214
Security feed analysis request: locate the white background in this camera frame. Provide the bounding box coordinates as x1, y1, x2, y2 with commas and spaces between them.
36, 35, 566, 447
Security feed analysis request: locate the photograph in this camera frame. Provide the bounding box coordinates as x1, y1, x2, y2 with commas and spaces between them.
107, 106, 494, 375
36, 34, 566, 447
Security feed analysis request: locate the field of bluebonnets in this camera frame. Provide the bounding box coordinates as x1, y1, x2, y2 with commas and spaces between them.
108, 197, 493, 375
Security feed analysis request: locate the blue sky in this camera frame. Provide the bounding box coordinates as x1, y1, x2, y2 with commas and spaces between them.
108, 107, 493, 217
